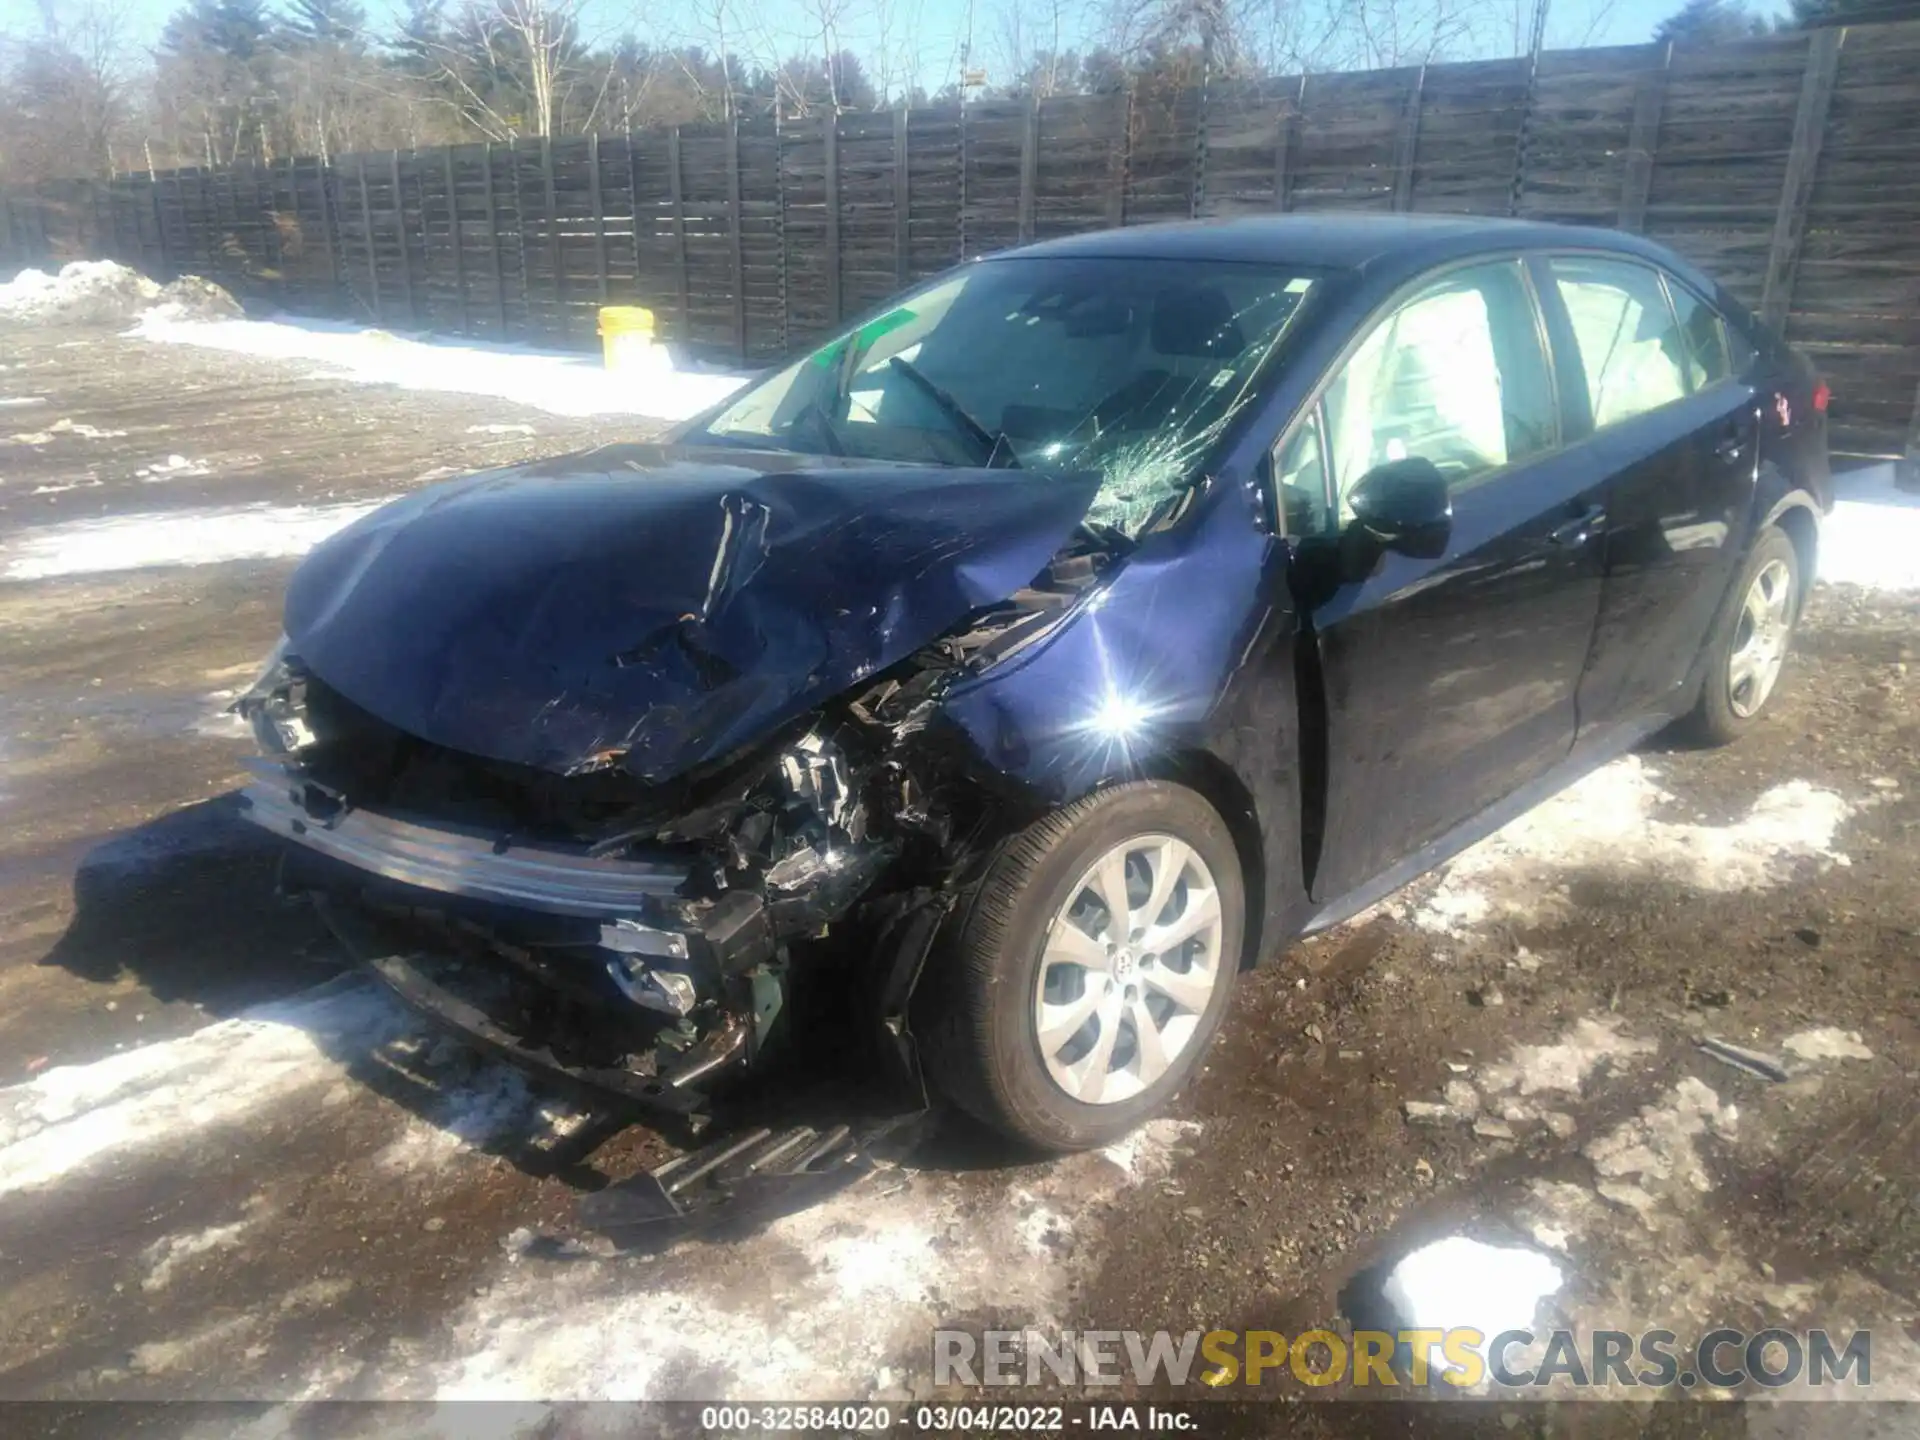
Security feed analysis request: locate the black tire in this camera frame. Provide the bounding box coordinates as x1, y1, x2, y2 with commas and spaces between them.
915, 780, 1245, 1153
1680, 525, 1803, 747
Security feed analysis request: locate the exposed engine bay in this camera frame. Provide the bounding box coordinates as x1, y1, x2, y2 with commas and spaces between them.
235, 537, 1112, 1141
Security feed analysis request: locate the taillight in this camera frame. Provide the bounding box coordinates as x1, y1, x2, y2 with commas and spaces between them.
1813, 380, 1831, 413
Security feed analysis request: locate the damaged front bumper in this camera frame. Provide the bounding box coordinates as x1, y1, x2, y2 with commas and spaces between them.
239, 757, 804, 1120
239, 764, 693, 917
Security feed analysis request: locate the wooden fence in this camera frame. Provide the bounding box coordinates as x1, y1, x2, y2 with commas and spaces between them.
3, 21, 1917, 459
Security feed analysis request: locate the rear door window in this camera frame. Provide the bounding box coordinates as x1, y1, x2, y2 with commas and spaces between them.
1548, 256, 1689, 428
1665, 280, 1733, 391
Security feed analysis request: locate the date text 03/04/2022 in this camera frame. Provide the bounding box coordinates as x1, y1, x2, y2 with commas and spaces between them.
698, 1404, 1199, 1432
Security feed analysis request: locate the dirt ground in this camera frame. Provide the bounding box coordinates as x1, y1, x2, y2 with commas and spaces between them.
0, 319, 1916, 1438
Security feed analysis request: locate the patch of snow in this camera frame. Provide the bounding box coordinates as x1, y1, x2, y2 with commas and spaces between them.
1585, 1076, 1737, 1222
1, 499, 380, 580
429, 1118, 1201, 1401
1411, 756, 1850, 932
1478, 1018, 1658, 1098
192, 688, 250, 739
136, 454, 212, 481
1821, 464, 1920, 592
142, 1212, 259, 1291
130, 313, 749, 422
1781, 1027, 1874, 1062
1098, 1117, 1203, 1180
372, 1051, 586, 1174
0, 396, 47, 407
0, 978, 411, 1196
467, 423, 536, 436
1380, 1236, 1563, 1377
8, 418, 128, 444
28, 476, 102, 496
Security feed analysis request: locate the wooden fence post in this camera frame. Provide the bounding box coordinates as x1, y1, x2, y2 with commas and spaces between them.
1761, 26, 1843, 331
893, 107, 911, 288
389, 150, 418, 326
444, 146, 470, 333
824, 113, 842, 324
152, 175, 171, 276
1019, 92, 1041, 242
1274, 76, 1305, 213
1618, 44, 1672, 234
1393, 66, 1426, 212
1107, 86, 1132, 228
588, 132, 610, 305
540, 137, 564, 339
727, 119, 746, 361
481, 142, 506, 336
355, 156, 381, 322
1901, 382, 1920, 493
511, 139, 532, 338
626, 131, 647, 300
315, 161, 342, 313
1507, 52, 1542, 217
667, 127, 690, 343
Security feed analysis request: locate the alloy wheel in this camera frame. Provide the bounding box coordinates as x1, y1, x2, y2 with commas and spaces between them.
1728, 557, 1795, 719
1032, 834, 1226, 1105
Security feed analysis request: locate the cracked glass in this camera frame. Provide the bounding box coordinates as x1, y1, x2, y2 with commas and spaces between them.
691, 256, 1318, 537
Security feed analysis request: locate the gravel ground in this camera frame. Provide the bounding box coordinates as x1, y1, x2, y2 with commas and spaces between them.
0, 320, 1916, 1437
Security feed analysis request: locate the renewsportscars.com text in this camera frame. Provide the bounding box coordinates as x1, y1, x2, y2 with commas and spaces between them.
933, 1327, 1873, 1390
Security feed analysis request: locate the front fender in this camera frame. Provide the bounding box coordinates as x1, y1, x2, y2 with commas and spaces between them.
928, 485, 1313, 964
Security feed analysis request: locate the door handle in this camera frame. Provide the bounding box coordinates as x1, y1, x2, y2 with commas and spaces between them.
1715, 433, 1749, 463
1547, 505, 1606, 546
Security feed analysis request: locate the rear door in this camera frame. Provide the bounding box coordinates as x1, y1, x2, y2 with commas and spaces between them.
1534, 254, 1759, 736
1283, 257, 1609, 905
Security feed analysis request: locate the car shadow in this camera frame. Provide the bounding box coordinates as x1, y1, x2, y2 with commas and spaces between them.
35, 793, 1013, 1206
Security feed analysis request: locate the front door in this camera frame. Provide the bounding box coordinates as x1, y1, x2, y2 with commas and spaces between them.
1532, 255, 1759, 734
1280, 258, 1609, 905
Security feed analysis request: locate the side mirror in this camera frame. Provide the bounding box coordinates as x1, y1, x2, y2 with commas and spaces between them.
1347, 457, 1452, 560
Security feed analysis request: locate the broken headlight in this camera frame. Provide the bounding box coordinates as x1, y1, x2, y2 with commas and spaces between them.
233, 634, 319, 756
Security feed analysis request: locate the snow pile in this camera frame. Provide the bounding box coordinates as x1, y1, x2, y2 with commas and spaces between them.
1821, 463, 1920, 591
0, 979, 409, 1196
130, 312, 749, 422
430, 1117, 1200, 1401
0, 262, 241, 326
1412, 755, 1850, 932
1, 499, 381, 581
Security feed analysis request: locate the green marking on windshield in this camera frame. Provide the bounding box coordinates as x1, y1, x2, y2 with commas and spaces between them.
809, 306, 917, 368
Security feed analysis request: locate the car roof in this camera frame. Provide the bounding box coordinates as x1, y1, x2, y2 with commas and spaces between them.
995, 213, 1695, 284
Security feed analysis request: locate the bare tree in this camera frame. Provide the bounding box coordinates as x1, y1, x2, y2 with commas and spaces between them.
994, 0, 1080, 96
406, 0, 612, 139
0, 0, 135, 180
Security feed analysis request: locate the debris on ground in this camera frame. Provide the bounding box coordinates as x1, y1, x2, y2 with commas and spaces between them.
1696, 1037, 1790, 1082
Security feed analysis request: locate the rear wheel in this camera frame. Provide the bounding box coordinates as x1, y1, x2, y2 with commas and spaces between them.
916, 781, 1243, 1153
1682, 526, 1803, 746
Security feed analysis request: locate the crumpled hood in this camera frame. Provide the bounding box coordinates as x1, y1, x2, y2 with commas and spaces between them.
284, 443, 1100, 781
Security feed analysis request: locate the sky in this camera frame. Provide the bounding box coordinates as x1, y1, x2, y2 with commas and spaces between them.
4, 0, 1795, 99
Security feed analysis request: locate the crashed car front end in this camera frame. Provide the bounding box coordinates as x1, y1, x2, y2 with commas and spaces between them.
233, 477, 1112, 1127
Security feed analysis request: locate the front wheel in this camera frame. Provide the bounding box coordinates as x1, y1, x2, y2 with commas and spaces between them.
915, 781, 1244, 1153
1682, 526, 1803, 746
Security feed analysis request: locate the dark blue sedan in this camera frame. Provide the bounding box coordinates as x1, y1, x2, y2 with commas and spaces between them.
239, 214, 1831, 1171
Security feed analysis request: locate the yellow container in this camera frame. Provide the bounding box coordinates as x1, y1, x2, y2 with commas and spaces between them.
598, 305, 657, 370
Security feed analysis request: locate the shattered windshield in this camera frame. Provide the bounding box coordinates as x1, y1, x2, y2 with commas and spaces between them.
691, 256, 1317, 535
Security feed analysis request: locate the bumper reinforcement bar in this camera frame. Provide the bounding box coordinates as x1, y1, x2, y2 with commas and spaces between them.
241, 769, 691, 918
